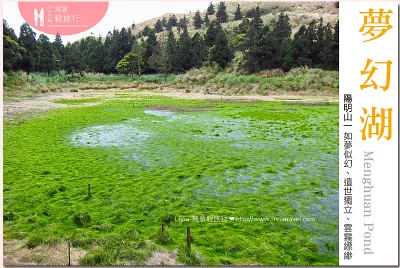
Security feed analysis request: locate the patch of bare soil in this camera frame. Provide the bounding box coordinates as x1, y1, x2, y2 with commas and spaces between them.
3, 88, 338, 121
145, 250, 182, 266
3, 90, 108, 120
3, 240, 86, 266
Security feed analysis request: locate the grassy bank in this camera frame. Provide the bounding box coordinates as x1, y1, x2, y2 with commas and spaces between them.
3, 67, 338, 100
3, 94, 339, 265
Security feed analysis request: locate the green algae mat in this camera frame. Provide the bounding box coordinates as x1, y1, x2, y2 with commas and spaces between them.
3, 95, 339, 265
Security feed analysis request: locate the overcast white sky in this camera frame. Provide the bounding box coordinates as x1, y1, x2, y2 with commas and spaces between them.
3, 1, 210, 43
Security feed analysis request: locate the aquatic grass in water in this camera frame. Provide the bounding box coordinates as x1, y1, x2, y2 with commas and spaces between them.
3, 95, 339, 265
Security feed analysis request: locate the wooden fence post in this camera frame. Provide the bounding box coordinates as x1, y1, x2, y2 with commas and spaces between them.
68, 239, 71, 266
187, 226, 191, 249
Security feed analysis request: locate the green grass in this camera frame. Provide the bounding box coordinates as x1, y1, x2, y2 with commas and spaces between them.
3, 95, 339, 265
53, 98, 102, 105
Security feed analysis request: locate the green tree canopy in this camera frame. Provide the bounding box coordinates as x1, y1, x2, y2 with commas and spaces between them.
149, 32, 171, 81
3, 35, 25, 71
143, 29, 158, 73
209, 23, 233, 68
193, 10, 204, 29
37, 34, 55, 76
167, 15, 177, 30
155, 19, 163, 33
206, 2, 215, 15
64, 42, 82, 76
204, 13, 210, 27
18, 22, 37, 73
116, 51, 143, 76
234, 4, 243, 21
216, 2, 228, 23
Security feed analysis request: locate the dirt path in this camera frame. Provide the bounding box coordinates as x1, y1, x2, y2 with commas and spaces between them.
3, 89, 338, 120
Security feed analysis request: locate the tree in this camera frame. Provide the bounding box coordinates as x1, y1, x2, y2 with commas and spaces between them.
155, 19, 163, 33
78, 38, 89, 71
231, 33, 246, 53
205, 20, 217, 47
209, 23, 233, 68
305, 19, 319, 67
332, 21, 339, 70
243, 6, 267, 72
216, 2, 228, 23
134, 43, 145, 76
64, 42, 82, 76
177, 26, 192, 70
3, 19, 17, 41
103, 32, 114, 73
37, 34, 55, 76
18, 22, 37, 74
52, 32, 64, 73
103, 27, 131, 74
149, 32, 171, 81
4, 19, 30, 72
141, 26, 150, 37
234, 4, 243, 21
18, 22, 37, 57
245, 8, 257, 18
191, 32, 206, 68
281, 38, 293, 72
292, 25, 312, 67
162, 17, 168, 28
167, 15, 178, 30
177, 16, 189, 34
131, 21, 136, 29
118, 27, 133, 59
204, 13, 210, 26
143, 29, 158, 73
236, 17, 251, 34
127, 28, 135, 49
207, 2, 215, 15
272, 12, 291, 41
272, 12, 292, 68
90, 40, 107, 73
193, 10, 204, 29
116, 51, 143, 76
318, 22, 333, 70
3, 35, 25, 71
166, 30, 180, 72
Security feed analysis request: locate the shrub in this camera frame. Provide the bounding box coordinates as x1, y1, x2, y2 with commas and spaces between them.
160, 213, 176, 224
3, 211, 17, 221
73, 212, 91, 226
151, 229, 173, 245
43, 205, 53, 216
80, 249, 115, 265
118, 248, 152, 263
287, 67, 308, 77
45, 188, 58, 197
58, 185, 67, 192
137, 83, 159, 90
260, 69, 285, 78
71, 230, 93, 248
177, 245, 203, 266
92, 222, 115, 232
26, 235, 45, 248
111, 209, 129, 224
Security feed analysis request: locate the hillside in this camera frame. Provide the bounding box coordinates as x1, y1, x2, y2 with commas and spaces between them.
130, 1, 339, 37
